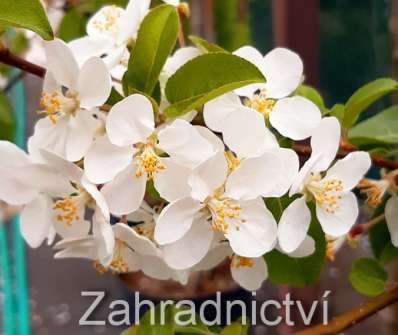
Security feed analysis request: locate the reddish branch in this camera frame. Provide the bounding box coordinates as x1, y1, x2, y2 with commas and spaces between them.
294, 287, 398, 335
0, 48, 397, 171
0, 46, 45, 78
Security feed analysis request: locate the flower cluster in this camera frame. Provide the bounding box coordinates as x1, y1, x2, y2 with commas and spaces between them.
0, 0, 375, 291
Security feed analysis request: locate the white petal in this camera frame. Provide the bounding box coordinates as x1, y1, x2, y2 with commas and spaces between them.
326, 152, 371, 191
263, 47, 303, 99
287, 236, 315, 258
154, 158, 192, 203
54, 218, 90, 240
231, 256, 268, 291
163, 215, 214, 270
101, 165, 146, 216
316, 192, 359, 237
163, 47, 200, 79
194, 126, 225, 152
65, 113, 97, 162
81, 175, 110, 221
44, 39, 79, 89
40, 149, 83, 184
270, 96, 321, 140
163, 0, 180, 6
68, 36, 112, 66
278, 197, 311, 254
118, 0, 150, 42
157, 119, 214, 168
203, 93, 241, 132
0, 141, 31, 167
106, 94, 155, 146
119, 248, 141, 273
154, 197, 203, 245
139, 255, 175, 281
225, 151, 285, 201
386, 197, 398, 247
189, 151, 228, 202
222, 108, 278, 159
310, 117, 341, 172
289, 154, 323, 196
193, 244, 232, 271
92, 209, 115, 267
43, 71, 59, 93
233, 46, 266, 97
87, 6, 124, 42
113, 223, 158, 256
78, 57, 111, 109
0, 167, 38, 205
20, 195, 53, 248
226, 199, 278, 257
84, 135, 134, 184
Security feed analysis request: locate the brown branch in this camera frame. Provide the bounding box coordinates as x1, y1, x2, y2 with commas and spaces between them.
294, 287, 398, 335
0, 46, 45, 78
293, 144, 398, 170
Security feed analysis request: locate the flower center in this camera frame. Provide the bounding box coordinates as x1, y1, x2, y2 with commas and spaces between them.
53, 196, 80, 227
39, 90, 80, 124
306, 175, 344, 214
206, 195, 244, 234
135, 144, 165, 180
92, 6, 122, 38
225, 151, 240, 173
358, 178, 390, 208
230, 256, 254, 269
110, 239, 129, 274
245, 90, 275, 117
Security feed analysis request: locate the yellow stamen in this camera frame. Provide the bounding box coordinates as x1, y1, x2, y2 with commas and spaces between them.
231, 256, 254, 269
306, 176, 344, 214
39, 90, 79, 124
358, 178, 390, 208
53, 196, 80, 226
206, 195, 244, 233
245, 89, 275, 117
110, 239, 129, 274
93, 261, 108, 275
225, 151, 240, 173
135, 145, 165, 180
92, 6, 122, 34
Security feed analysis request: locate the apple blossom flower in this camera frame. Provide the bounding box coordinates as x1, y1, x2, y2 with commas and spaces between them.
30, 39, 111, 162
203, 47, 322, 156
155, 150, 293, 264
84, 94, 217, 215
289, 117, 371, 238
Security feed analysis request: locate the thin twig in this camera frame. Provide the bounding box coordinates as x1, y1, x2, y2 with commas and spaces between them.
0, 46, 45, 78
294, 287, 398, 335
349, 214, 386, 238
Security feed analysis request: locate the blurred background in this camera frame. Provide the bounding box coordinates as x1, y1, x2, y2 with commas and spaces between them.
0, 0, 397, 334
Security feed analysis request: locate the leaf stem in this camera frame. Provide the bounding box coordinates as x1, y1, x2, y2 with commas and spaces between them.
294, 287, 398, 335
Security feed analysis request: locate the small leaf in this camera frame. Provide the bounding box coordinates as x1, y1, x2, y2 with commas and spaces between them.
295, 84, 325, 113
164, 53, 265, 117
123, 4, 178, 96
135, 304, 175, 335
189, 35, 228, 53
348, 106, 398, 146
328, 103, 345, 123
58, 9, 86, 42
342, 78, 398, 129
264, 202, 326, 287
0, 92, 15, 142
349, 258, 387, 297
0, 0, 54, 40
220, 320, 249, 335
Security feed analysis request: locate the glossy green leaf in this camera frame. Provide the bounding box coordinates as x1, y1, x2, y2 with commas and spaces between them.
329, 103, 345, 123
123, 5, 178, 96
0, 0, 54, 40
189, 35, 227, 53
349, 258, 387, 297
342, 78, 398, 129
164, 53, 265, 117
348, 106, 398, 146
295, 84, 325, 113
58, 9, 86, 42
0, 92, 15, 142
264, 202, 326, 287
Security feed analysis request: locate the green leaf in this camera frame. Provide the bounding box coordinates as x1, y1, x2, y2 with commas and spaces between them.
295, 85, 325, 113
348, 106, 398, 146
329, 103, 345, 124
106, 87, 124, 106
220, 320, 249, 335
135, 304, 175, 335
123, 5, 178, 96
349, 258, 387, 297
164, 53, 265, 117
264, 203, 326, 287
342, 78, 398, 129
58, 9, 86, 42
0, 0, 54, 40
189, 35, 228, 53
0, 92, 15, 142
